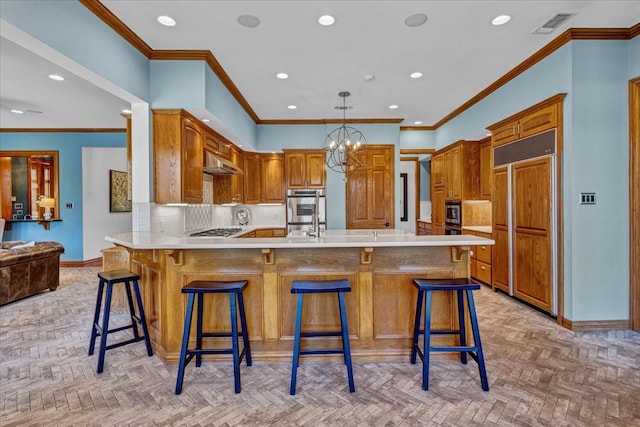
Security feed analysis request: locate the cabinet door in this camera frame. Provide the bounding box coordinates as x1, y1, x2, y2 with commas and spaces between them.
447, 146, 461, 200
230, 148, 244, 203
285, 153, 306, 188
243, 153, 261, 204
305, 152, 326, 188
519, 104, 557, 139
431, 186, 445, 235
491, 121, 518, 147
479, 139, 492, 200
260, 154, 284, 203
431, 153, 445, 187
512, 157, 553, 312
492, 166, 509, 292
182, 122, 203, 203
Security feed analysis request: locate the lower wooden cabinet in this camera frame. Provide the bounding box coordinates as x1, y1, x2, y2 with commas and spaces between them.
464, 229, 492, 285
240, 228, 286, 238
416, 220, 432, 235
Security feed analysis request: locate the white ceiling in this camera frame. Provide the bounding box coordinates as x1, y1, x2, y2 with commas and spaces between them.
1, 1, 639, 130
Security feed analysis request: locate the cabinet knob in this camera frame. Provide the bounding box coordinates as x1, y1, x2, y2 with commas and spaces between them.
481, 246, 486, 250
481, 266, 486, 270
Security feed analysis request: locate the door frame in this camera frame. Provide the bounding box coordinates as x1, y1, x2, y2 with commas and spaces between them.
630, 77, 640, 331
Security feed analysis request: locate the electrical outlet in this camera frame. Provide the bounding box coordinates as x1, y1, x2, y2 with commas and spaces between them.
66, 202, 74, 209
580, 192, 596, 205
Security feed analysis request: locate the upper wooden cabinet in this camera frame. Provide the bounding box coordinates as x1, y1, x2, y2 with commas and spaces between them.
283, 149, 326, 189
261, 153, 285, 203
431, 153, 445, 188
243, 153, 285, 204
153, 110, 204, 204
479, 137, 492, 200
488, 96, 562, 147
433, 140, 480, 200
212, 146, 244, 204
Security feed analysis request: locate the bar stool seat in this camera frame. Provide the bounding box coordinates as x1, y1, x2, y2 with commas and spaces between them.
411, 278, 489, 391
175, 280, 251, 394
290, 279, 355, 395
88, 269, 153, 373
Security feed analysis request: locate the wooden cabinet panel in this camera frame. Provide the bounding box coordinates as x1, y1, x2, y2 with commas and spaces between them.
475, 240, 492, 264
493, 167, 508, 228
431, 186, 445, 235
490, 103, 558, 147
437, 141, 479, 200
476, 261, 492, 285
492, 228, 510, 292
260, 154, 285, 203
153, 111, 203, 204
431, 153, 445, 187
417, 221, 432, 235
479, 138, 492, 200
284, 150, 326, 189
243, 153, 261, 204
512, 157, 553, 312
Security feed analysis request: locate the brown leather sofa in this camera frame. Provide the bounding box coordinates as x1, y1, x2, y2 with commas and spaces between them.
0, 241, 65, 305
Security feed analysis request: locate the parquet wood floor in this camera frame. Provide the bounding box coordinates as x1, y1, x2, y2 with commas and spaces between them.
0, 267, 638, 426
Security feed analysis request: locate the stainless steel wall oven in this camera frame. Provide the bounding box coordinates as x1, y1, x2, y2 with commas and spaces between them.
286, 189, 326, 235
445, 200, 462, 235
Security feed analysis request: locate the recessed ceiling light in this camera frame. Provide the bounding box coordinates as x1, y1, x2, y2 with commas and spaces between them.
492, 15, 511, 26
414, 121, 423, 125
157, 15, 176, 26
288, 105, 297, 110
389, 105, 399, 110
10, 109, 24, 114
237, 14, 260, 28
410, 72, 423, 79
364, 74, 375, 81
318, 15, 335, 26
276, 72, 289, 79
405, 13, 428, 27
121, 109, 132, 114
48, 74, 64, 81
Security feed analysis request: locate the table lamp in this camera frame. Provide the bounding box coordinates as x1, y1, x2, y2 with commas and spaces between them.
40, 198, 55, 220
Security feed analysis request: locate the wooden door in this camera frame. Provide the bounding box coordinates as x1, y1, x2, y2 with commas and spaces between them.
492, 166, 509, 292
182, 122, 203, 204
260, 154, 284, 203
512, 157, 553, 312
346, 145, 394, 229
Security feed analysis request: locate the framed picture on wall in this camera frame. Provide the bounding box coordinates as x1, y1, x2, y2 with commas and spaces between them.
109, 170, 132, 212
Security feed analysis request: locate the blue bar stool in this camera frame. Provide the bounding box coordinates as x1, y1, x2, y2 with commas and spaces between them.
88, 269, 153, 373
290, 279, 355, 395
175, 280, 251, 394
411, 278, 489, 391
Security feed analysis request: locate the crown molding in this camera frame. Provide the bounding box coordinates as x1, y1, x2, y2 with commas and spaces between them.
0, 128, 125, 133
81, 1, 639, 129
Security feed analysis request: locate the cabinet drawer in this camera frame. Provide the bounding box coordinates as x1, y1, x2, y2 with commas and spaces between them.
273, 228, 286, 237
476, 261, 492, 284
255, 229, 274, 238
476, 243, 492, 264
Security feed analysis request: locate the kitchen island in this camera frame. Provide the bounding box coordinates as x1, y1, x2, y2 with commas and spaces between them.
105, 230, 494, 363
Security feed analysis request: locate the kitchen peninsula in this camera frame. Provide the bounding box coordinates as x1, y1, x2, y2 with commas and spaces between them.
106, 230, 494, 363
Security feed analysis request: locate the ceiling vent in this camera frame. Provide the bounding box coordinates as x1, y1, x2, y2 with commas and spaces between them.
533, 13, 575, 34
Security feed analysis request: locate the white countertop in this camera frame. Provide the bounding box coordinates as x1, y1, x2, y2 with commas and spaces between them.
106, 229, 495, 250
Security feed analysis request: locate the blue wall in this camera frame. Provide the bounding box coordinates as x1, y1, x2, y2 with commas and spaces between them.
0, 132, 127, 261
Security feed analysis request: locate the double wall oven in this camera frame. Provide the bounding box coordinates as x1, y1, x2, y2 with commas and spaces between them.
444, 200, 462, 235
286, 189, 326, 235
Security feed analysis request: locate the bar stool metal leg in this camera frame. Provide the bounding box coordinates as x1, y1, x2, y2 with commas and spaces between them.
96, 281, 114, 374
466, 289, 489, 391
289, 293, 304, 395
456, 290, 468, 365
422, 289, 433, 390
230, 293, 241, 393
338, 291, 355, 393
88, 278, 106, 357
237, 292, 252, 366
132, 279, 153, 357
175, 293, 195, 394
410, 288, 424, 365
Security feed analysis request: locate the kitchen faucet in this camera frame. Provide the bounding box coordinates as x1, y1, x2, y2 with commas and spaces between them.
307, 191, 320, 237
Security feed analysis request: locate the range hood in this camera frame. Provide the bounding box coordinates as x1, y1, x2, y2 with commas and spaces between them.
203, 150, 243, 175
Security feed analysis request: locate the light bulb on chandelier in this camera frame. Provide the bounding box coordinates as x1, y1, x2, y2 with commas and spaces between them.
324, 92, 367, 173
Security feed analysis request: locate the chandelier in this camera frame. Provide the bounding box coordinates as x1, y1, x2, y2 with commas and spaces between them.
324, 91, 367, 173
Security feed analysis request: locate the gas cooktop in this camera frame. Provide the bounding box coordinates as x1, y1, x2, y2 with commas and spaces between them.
189, 227, 243, 238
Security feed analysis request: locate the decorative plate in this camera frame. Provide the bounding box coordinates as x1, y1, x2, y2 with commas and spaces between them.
235, 207, 251, 225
